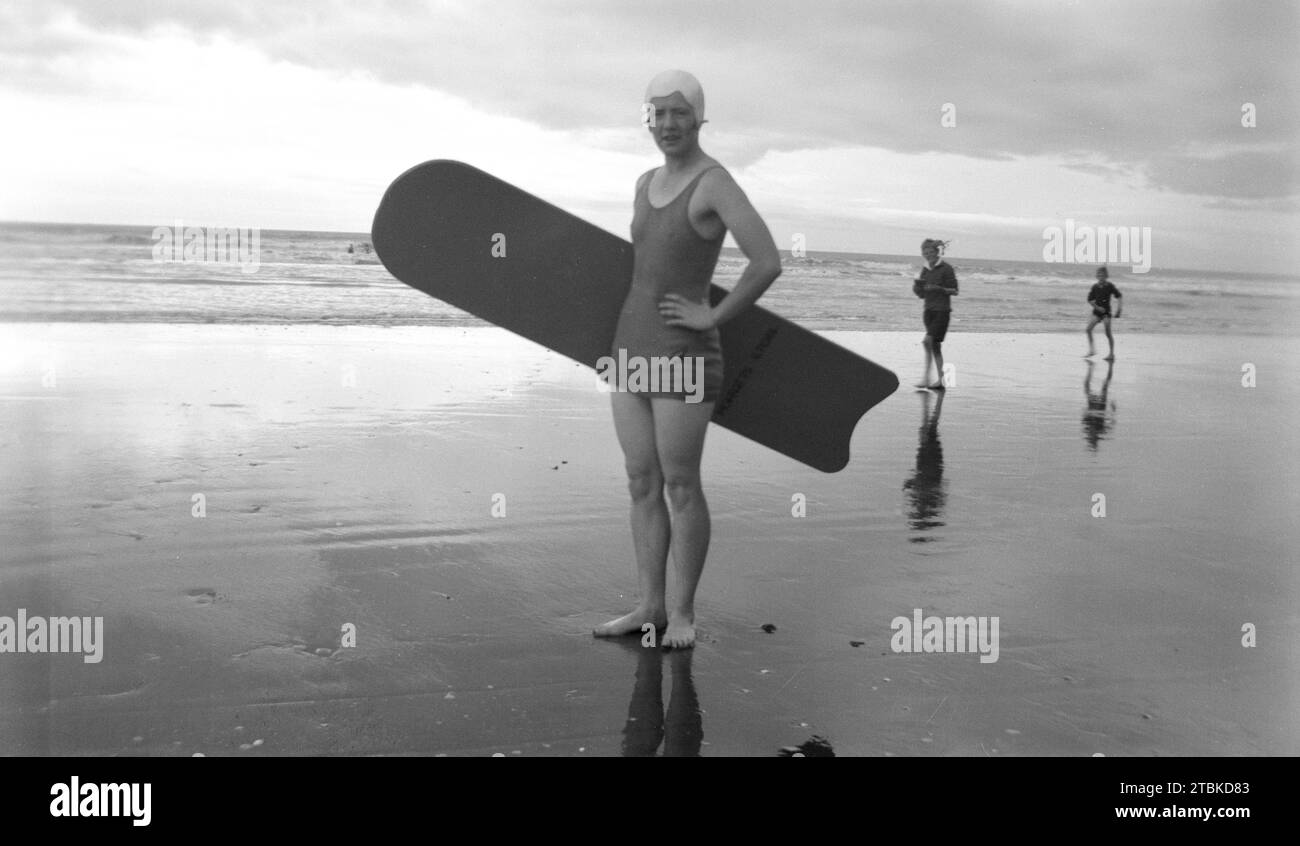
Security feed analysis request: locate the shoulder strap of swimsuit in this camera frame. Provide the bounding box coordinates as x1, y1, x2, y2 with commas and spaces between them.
690, 164, 725, 185
681, 165, 725, 203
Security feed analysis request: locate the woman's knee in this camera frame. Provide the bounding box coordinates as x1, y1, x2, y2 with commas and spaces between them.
662, 471, 703, 510
625, 464, 664, 501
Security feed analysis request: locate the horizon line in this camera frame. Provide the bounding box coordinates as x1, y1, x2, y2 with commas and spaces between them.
0, 218, 1286, 280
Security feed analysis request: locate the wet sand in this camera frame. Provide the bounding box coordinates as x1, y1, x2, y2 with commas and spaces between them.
0, 324, 1295, 755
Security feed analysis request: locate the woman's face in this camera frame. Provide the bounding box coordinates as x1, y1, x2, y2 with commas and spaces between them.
922, 246, 939, 264
648, 92, 700, 155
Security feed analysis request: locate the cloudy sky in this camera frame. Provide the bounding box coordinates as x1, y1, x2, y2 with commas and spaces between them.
1, 0, 1295, 272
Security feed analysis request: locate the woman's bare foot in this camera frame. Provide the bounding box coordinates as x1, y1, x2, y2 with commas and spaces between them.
662, 611, 696, 649
593, 607, 667, 638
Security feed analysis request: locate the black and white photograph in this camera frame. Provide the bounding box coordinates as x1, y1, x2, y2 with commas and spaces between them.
0, 0, 1295, 789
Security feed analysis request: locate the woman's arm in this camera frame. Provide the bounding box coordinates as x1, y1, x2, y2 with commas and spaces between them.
703, 170, 782, 327
661, 169, 781, 331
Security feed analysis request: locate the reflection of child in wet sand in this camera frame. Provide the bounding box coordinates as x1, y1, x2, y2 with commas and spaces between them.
1086, 266, 1123, 360
1082, 359, 1116, 452
902, 390, 946, 538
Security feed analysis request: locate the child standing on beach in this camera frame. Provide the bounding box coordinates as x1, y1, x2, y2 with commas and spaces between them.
1086, 266, 1123, 360
913, 239, 958, 390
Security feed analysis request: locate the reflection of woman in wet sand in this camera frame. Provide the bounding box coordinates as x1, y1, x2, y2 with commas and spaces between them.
1082, 359, 1116, 451
621, 644, 702, 757
902, 390, 946, 539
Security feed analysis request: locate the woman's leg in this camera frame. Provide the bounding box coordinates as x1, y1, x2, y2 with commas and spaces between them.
651, 397, 715, 648
594, 391, 670, 637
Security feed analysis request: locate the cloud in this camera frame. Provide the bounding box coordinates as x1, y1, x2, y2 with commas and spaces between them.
7, 1, 1296, 189
1, 0, 1295, 270
1145, 148, 1297, 199
1204, 196, 1300, 213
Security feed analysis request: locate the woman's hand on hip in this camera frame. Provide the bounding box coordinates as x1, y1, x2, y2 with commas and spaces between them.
659, 293, 716, 330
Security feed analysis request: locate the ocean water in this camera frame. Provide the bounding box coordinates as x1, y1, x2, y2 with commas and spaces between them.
0, 222, 1294, 335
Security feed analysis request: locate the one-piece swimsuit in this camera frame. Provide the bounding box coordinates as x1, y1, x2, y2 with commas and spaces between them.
610, 165, 726, 402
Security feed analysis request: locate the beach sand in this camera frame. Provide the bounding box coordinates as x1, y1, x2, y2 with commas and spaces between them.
0, 323, 1295, 756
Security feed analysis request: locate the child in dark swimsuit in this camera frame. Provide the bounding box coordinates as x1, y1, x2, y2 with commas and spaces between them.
913, 239, 958, 390
1086, 266, 1122, 360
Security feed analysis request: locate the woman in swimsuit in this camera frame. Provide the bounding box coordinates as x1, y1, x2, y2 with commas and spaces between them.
593, 70, 782, 649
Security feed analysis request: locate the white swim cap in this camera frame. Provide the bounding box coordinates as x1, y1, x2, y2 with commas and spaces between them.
644, 69, 705, 122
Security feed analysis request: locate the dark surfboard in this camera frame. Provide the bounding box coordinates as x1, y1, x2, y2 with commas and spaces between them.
371, 160, 897, 472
